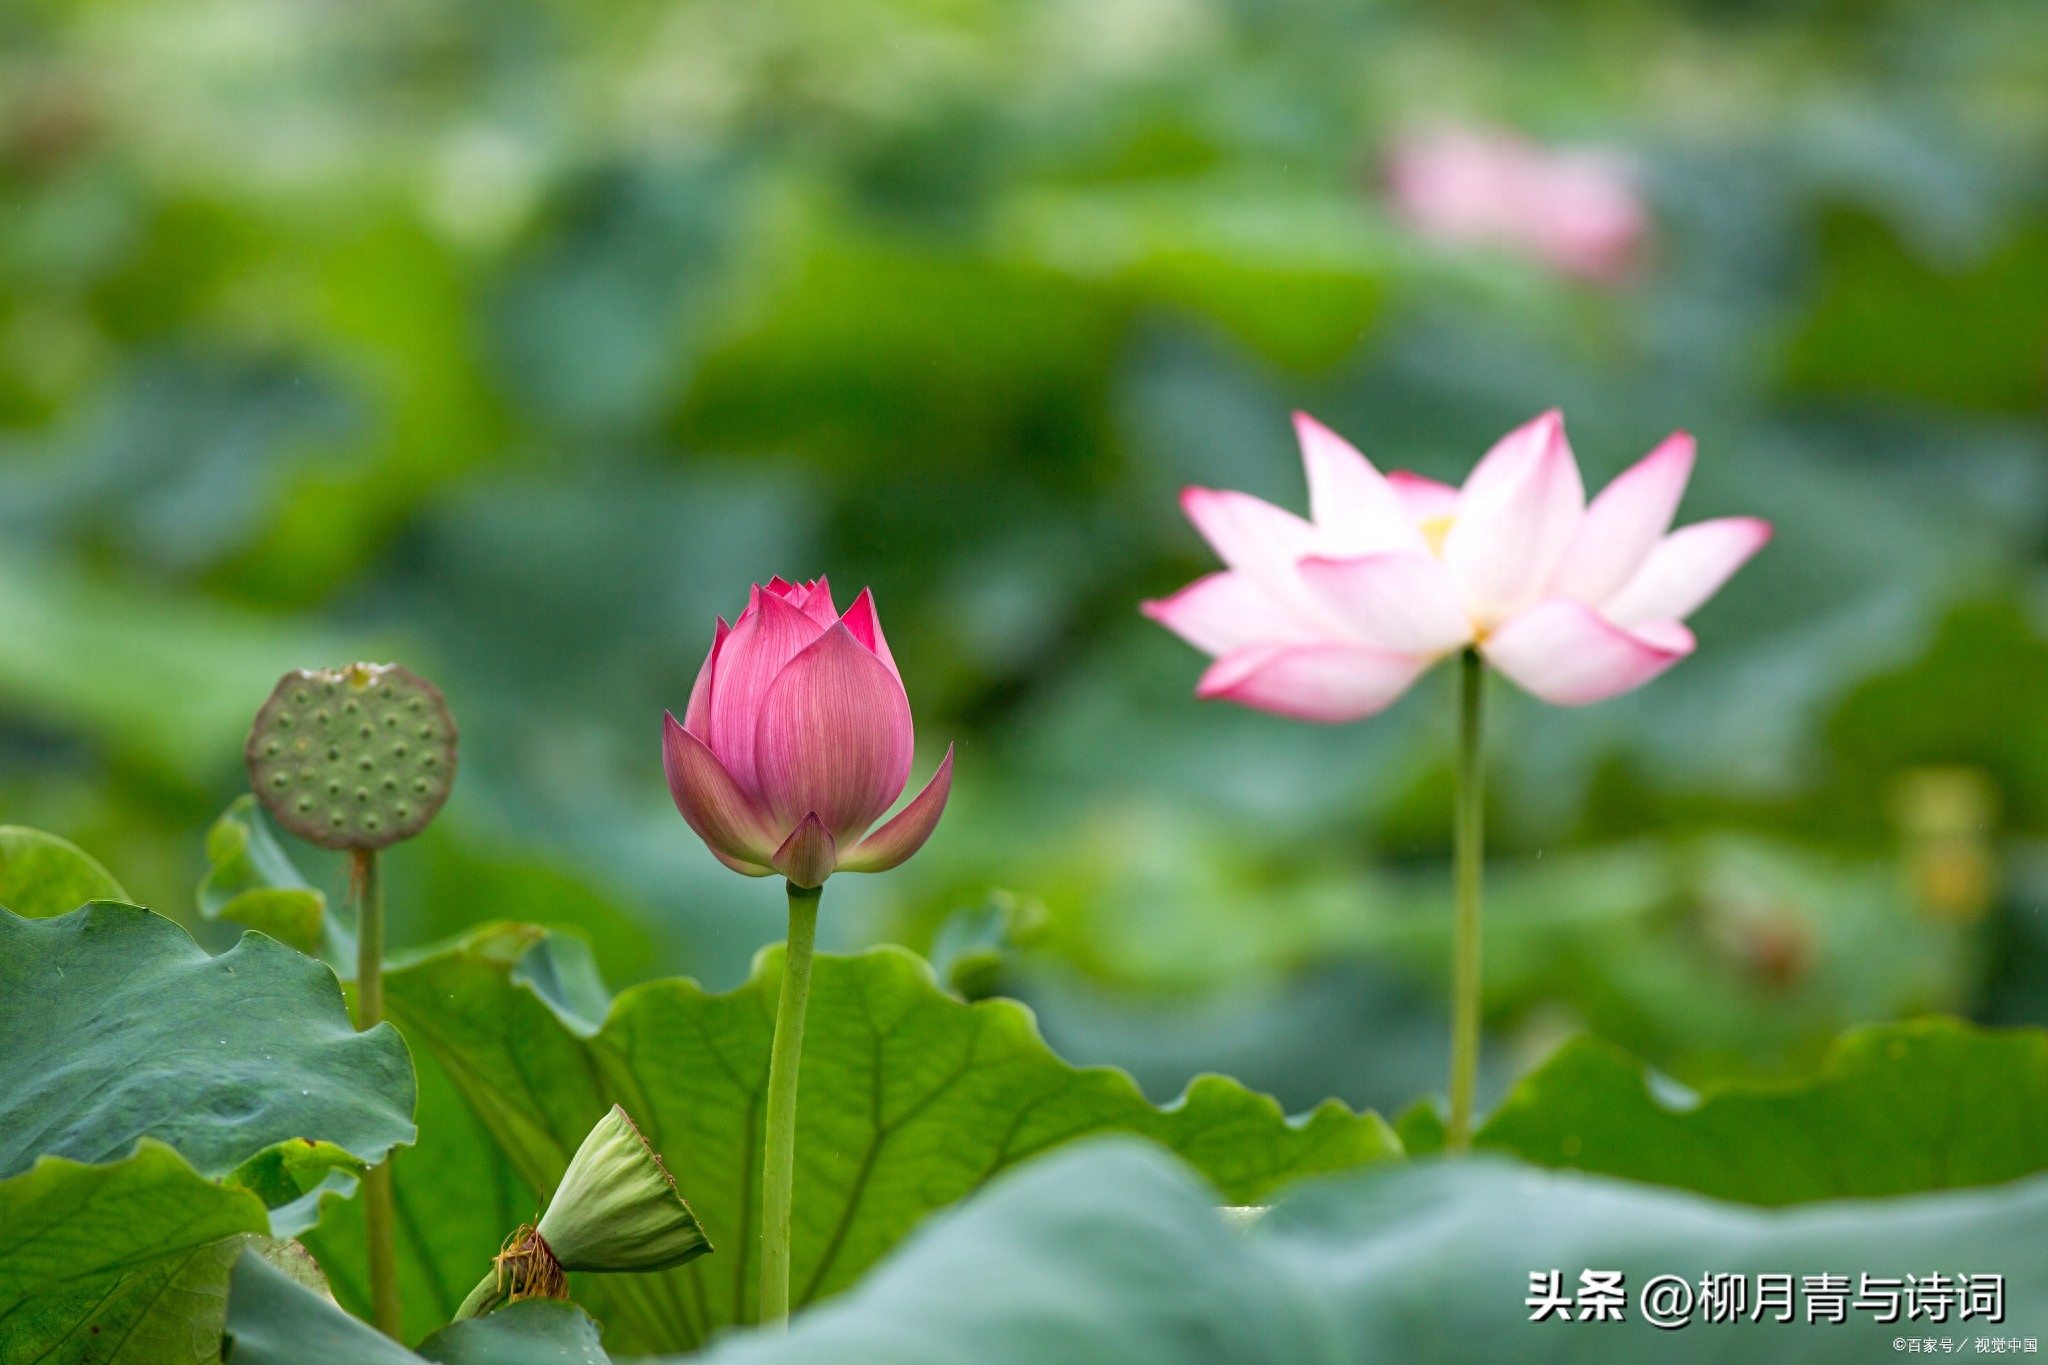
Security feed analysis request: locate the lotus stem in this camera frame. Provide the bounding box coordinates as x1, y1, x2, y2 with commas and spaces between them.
351, 847, 402, 1337
760, 882, 821, 1329
1446, 647, 1485, 1152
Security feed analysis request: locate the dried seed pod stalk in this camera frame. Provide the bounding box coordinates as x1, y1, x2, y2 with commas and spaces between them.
245, 663, 457, 851
455, 1105, 712, 1320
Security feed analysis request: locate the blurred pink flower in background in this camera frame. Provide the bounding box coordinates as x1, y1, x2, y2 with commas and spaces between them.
664, 577, 953, 887
1386, 125, 1647, 282
1144, 411, 1770, 721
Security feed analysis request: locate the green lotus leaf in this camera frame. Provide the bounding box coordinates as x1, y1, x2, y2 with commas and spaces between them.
199, 795, 345, 961
0, 824, 128, 918
226, 1138, 372, 1239
223, 1247, 428, 1365
690, 1138, 2048, 1364
1477, 1018, 2048, 1202
0, 901, 415, 1181
416, 1299, 614, 1365
0, 901, 419, 1359
223, 1250, 610, 1365
0, 1141, 270, 1364
309, 925, 1397, 1352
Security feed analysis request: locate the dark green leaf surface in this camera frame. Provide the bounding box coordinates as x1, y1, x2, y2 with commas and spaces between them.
361, 926, 1396, 1351
0, 1142, 269, 1365
0, 902, 419, 1362
0, 902, 415, 1181
1478, 1019, 2048, 1203
417, 1301, 613, 1365
223, 1251, 611, 1365
696, 1138, 2048, 1365
0, 824, 128, 918
222, 1249, 425, 1365
198, 795, 343, 961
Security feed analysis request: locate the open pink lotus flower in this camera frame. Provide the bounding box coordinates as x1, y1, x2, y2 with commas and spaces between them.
1387, 126, 1646, 282
1144, 411, 1771, 722
664, 577, 953, 887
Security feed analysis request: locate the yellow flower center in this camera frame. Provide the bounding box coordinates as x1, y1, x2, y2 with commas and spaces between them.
1419, 514, 1455, 557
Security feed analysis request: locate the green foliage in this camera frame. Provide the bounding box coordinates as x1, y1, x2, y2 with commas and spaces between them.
0, 554, 341, 790
226, 1250, 612, 1365
1479, 1019, 2048, 1203
199, 794, 342, 960
417, 1302, 614, 1365
0, 1143, 271, 1365
0, 823, 126, 917
401, 830, 660, 988
1003, 182, 1392, 369
304, 925, 1396, 1352
223, 1248, 439, 1365
1826, 598, 2048, 833
688, 1139, 2048, 1364
225, 1139, 372, 1239
0, 901, 414, 1180
0, 882, 419, 1360
1782, 210, 2048, 413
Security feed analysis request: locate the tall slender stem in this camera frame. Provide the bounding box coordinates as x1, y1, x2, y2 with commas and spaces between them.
351, 848, 402, 1338
760, 881, 821, 1329
1446, 647, 1486, 1152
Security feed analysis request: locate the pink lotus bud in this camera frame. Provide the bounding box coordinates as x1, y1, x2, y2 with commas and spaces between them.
664, 577, 953, 887
1144, 411, 1770, 722
1386, 125, 1647, 283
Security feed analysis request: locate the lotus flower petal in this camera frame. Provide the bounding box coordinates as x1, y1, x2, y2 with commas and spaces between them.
1387, 126, 1646, 283
1549, 432, 1695, 605
753, 622, 914, 841
785, 576, 840, 629
1178, 487, 1332, 625
1481, 600, 1693, 705
1147, 411, 1761, 719
771, 814, 837, 889
1387, 471, 1461, 523
708, 846, 776, 878
1443, 409, 1585, 626
1141, 571, 1322, 656
706, 587, 830, 796
682, 617, 730, 738
662, 713, 778, 872
1295, 412, 1425, 555
1600, 517, 1773, 626
1299, 552, 1472, 655
838, 747, 955, 875
840, 587, 902, 685
1196, 641, 1429, 723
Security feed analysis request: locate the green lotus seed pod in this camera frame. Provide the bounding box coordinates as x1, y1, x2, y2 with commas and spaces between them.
453, 1104, 712, 1321
245, 663, 458, 851
539, 1104, 711, 1274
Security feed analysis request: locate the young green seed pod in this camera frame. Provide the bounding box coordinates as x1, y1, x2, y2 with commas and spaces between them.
455, 1105, 712, 1320
245, 663, 457, 851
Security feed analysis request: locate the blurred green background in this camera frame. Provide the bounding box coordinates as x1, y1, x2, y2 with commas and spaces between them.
4, 0, 2047, 1119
